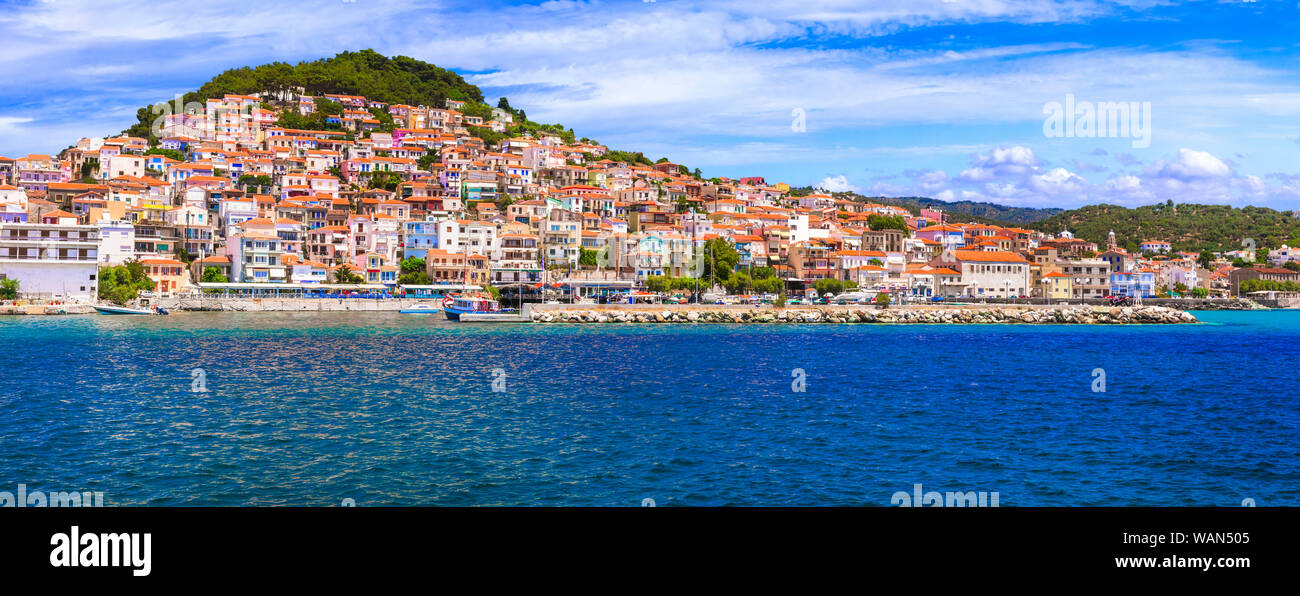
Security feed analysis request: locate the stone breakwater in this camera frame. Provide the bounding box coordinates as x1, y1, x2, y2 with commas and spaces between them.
528, 305, 1199, 324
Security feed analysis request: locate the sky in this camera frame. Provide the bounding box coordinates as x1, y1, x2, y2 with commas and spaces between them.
1, 0, 1299, 210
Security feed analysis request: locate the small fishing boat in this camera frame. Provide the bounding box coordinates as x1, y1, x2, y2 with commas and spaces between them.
443, 296, 506, 320
398, 303, 441, 314
94, 304, 155, 315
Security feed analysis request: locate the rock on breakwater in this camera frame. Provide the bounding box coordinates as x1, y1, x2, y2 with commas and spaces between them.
527, 305, 1199, 324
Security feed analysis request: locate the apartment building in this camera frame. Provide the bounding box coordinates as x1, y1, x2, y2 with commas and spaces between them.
0, 220, 100, 299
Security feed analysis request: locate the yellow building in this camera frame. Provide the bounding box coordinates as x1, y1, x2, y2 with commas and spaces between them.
1042, 271, 1073, 300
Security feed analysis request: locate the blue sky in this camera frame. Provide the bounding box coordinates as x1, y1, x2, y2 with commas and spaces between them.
2, 0, 1299, 209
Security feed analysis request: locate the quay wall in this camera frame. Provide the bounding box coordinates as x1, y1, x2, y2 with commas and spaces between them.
523, 304, 1199, 324
156, 297, 439, 312
0, 303, 95, 315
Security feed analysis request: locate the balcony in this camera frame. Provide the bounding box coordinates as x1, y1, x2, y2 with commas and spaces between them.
0, 253, 97, 263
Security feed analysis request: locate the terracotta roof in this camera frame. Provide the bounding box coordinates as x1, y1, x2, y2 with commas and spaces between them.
953, 250, 1029, 263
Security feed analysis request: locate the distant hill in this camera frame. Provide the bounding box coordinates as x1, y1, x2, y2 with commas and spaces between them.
1030, 202, 1300, 252
807, 191, 1062, 226
876, 195, 1063, 225
123, 49, 485, 141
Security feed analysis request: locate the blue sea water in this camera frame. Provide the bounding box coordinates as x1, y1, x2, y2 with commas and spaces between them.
1, 310, 1297, 506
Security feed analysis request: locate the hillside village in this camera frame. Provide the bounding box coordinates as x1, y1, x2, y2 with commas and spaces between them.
3, 86, 1300, 305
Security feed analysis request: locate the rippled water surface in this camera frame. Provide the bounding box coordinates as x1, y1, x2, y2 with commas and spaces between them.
1, 310, 1296, 506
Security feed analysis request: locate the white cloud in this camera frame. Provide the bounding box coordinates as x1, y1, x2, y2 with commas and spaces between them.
1152, 148, 1233, 180
1030, 167, 1089, 194
889, 146, 1291, 208
0, 116, 35, 133
815, 174, 860, 193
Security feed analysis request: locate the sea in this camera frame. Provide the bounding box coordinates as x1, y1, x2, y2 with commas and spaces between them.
1, 310, 1296, 506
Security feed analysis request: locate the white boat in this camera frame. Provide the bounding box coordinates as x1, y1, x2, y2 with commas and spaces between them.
398, 303, 441, 314
444, 296, 508, 320
93, 304, 156, 315
832, 291, 872, 304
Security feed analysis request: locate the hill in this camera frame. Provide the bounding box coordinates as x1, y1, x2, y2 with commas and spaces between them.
875, 195, 1062, 225
123, 49, 486, 141
1030, 202, 1300, 252
799, 190, 1059, 226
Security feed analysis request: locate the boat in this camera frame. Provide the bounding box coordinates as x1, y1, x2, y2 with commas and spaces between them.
832, 291, 872, 304
443, 296, 507, 320
94, 304, 156, 315
398, 303, 441, 314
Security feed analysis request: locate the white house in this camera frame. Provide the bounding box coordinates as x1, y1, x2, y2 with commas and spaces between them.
0, 221, 100, 300
95, 219, 136, 265
952, 249, 1031, 298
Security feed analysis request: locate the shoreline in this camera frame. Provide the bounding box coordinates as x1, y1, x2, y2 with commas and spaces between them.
524, 304, 1200, 324
8, 301, 1280, 323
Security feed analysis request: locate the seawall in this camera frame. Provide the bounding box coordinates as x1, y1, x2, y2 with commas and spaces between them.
157, 297, 441, 312
525, 304, 1199, 324
1, 303, 95, 315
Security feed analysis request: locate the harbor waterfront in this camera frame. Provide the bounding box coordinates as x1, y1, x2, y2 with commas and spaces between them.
5, 299, 1210, 323
1, 309, 1295, 506
1, 300, 1203, 323
523, 303, 1199, 324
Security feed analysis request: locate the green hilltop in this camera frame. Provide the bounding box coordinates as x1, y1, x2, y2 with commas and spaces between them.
1030, 202, 1300, 253
122, 49, 573, 144
794, 190, 1063, 226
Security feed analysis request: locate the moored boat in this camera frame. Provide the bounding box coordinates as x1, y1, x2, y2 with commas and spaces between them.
398, 303, 441, 314
93, 304, 155, 315
443, 296, 507, 320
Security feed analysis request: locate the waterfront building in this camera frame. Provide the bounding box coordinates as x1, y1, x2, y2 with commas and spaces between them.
950, 249, 1031, 298
1110, 270, 1156, 298
1229, 267, 1300, 295
1041, 271, 1073, 300
1059, 258, 1112, 299
905, 264, 962, 298
227, 231, 286, 283
424, 248, 490, 286
0, 220, 100, 300
492, 233, 543, 285
139, 257, 188, 296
